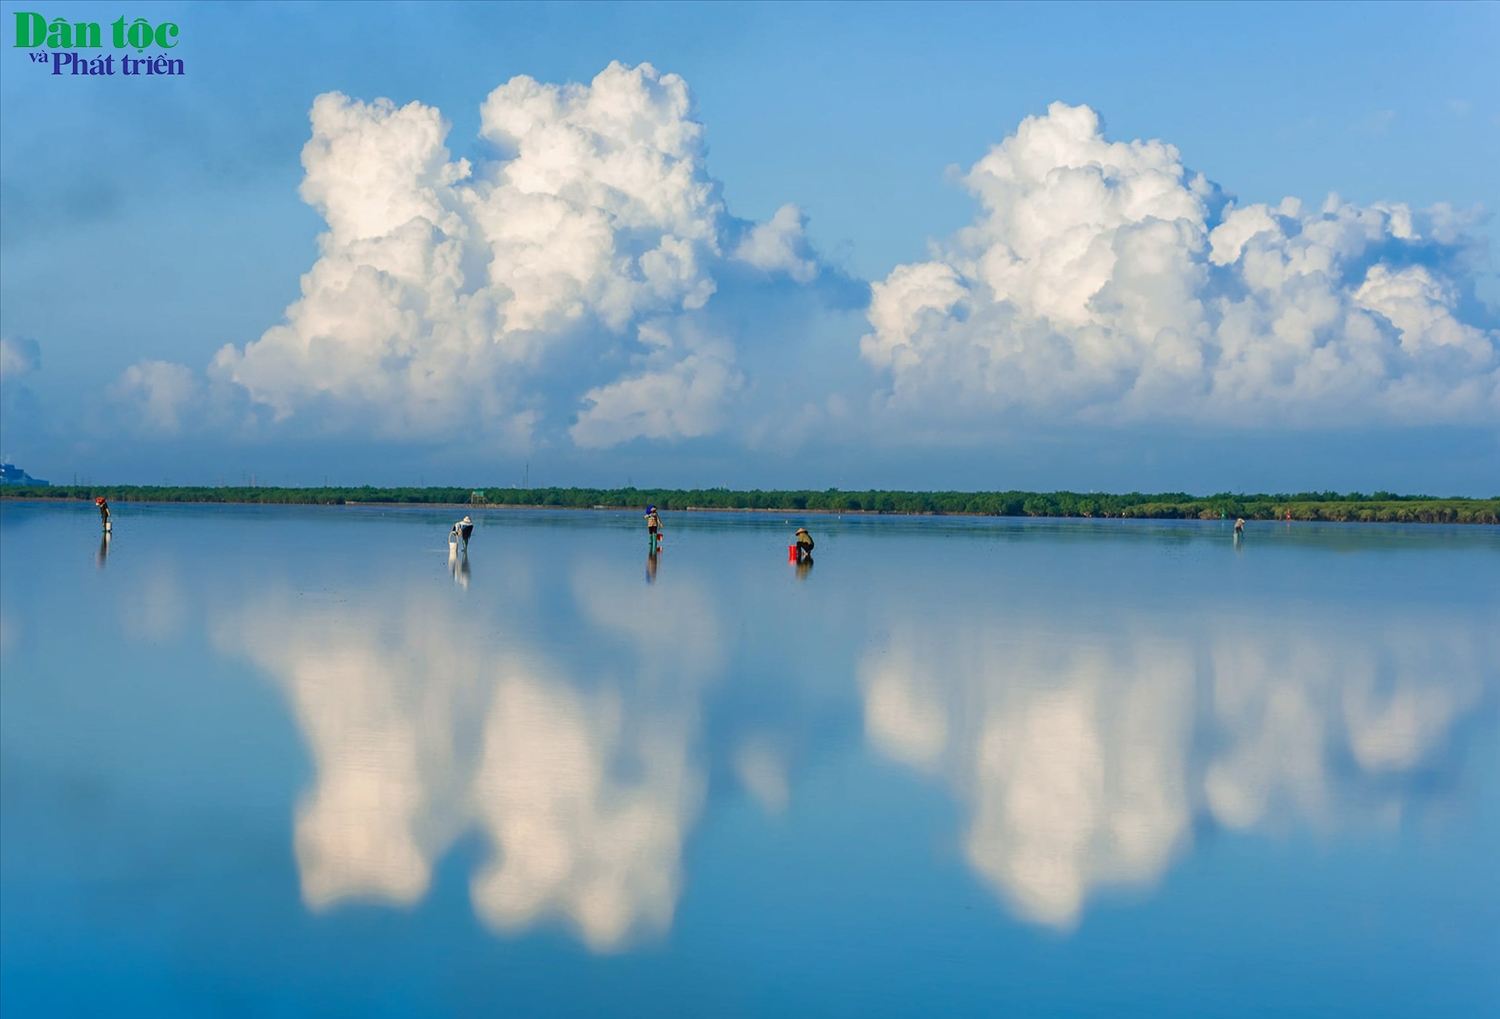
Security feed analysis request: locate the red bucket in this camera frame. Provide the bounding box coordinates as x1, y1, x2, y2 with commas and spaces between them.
788, 544, 798, 563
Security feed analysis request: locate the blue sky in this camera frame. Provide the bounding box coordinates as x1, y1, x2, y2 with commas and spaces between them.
1, 1, 1497, 493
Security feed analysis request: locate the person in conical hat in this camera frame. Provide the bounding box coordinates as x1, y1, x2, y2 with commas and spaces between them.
455, 514, 474, 551
794, 527, 814, 562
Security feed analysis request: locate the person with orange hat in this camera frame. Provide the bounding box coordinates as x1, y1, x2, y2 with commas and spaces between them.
96, 496, 110, 530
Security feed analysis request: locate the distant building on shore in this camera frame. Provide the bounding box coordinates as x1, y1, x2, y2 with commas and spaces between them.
0, 462, 48, 486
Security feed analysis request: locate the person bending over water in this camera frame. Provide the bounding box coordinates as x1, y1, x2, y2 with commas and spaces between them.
795, 527, 814, 563
96, 497, 110, 530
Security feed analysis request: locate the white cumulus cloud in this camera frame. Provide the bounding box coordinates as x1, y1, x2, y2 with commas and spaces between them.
118, 62, 830, 450
863, 102, 1499, 428
733, 204, 819, 283
570, 320, 743, 448
109, 360, 205, 435
108, 90, 1496, 455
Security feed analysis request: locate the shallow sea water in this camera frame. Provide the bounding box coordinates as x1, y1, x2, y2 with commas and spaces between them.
1, 501, 1497, 1018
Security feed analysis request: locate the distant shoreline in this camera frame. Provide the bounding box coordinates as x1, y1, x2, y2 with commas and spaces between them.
3, 485, 1496, 524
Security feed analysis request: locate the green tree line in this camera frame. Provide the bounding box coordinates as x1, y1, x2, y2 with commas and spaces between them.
4, 485, 1496, 523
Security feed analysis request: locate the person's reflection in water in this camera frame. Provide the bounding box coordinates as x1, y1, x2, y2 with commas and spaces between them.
448, 546, 470, 588
646, 549, 659, 584
96, 532, 110, 568
795, 558, 813, 581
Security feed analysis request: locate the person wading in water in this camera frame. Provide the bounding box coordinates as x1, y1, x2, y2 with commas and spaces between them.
645, 505, 663, 552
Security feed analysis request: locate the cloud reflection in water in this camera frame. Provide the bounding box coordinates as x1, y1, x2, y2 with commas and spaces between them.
212, 535, 1492, 946
469, 674, 697, 950
861, 615, 1490, 929
217, 568, 720, 952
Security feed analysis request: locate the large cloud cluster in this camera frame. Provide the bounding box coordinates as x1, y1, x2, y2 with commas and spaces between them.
863, 103, 1498, 427
108, 78, 1498, 456
196, 62, 822, 449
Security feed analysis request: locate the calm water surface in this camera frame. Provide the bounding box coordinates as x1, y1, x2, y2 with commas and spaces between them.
1, 502, 1497, 1017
